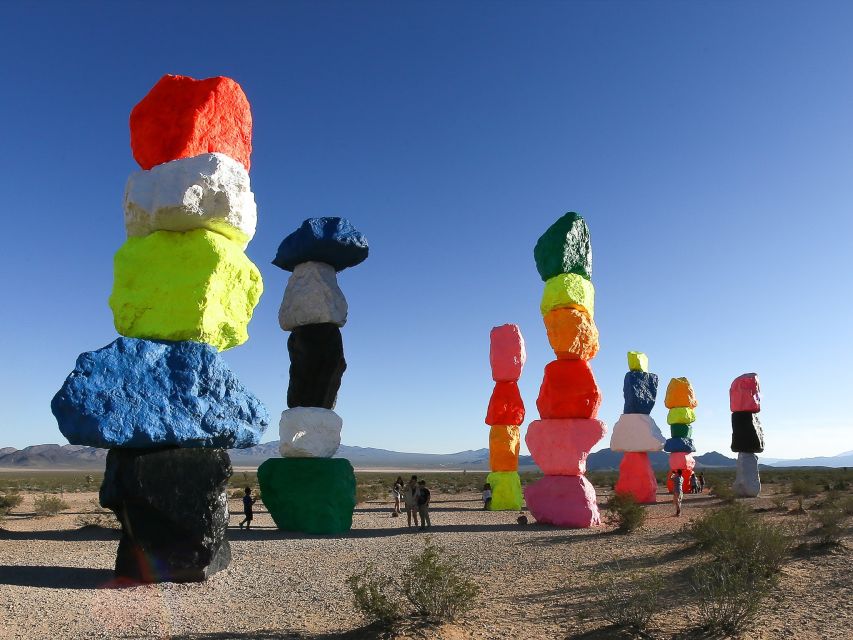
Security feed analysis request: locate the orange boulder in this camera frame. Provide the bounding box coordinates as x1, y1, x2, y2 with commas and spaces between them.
485, 382, 525, 426
489, 425, 521, 471
543, 308, 599, 360
536, 359, 601, 419
664, 377, 698, 409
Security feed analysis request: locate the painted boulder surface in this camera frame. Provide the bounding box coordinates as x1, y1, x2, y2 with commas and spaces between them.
485, 381, 525, 426
664, 377, 698, 409
486, 471, 523, 511
533, 212, 592, 281
543, 307, 599, 360
615, 452, 658, 504
124, 152, 257, 244
525, 475, 600, 527
731, 412, 765, 453
526, 419, 607, 475
278, 407, 343, 458
130, 74, 252, 171
540, 273, 595, 318
664, 437, 696, 453
278, 261, 348, 330
609, 414, 665, 452
99, 447, 232, 582
110, 229, 263, 351
668, 452, 696, 470
489, 425, 521, 472
622, 371, 659, 415
489, 324, 526, 382
670, 424, 693, 438
667, 407, 696, 425
258, 458, 357, 534
627, 352, 649, 372
537, 359, 601, 419
52, 337, 268, 449
287, 323, 346, 409
730, 373, 761, 413
733, 453, 761, 497
272, 217, 369, 272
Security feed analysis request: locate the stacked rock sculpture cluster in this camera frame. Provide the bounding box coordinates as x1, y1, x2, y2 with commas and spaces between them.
257, 218, 368, 534
484, 324, 527, 510
610, 352, 666, 503
730, 373, 763, 497
664, 377, 698, 493
51, 75, 269, 582
524, 212, 607, 527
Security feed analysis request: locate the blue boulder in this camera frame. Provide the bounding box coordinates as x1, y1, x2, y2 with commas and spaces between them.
52, 338, 269, 449
664, 437, 696, 453
623, 371, 659, 414
272, 217, 369, 272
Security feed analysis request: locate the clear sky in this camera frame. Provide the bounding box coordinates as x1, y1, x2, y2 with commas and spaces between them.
1, 1, 852, 459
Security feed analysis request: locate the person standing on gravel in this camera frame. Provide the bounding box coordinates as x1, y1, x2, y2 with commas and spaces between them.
403, 475, 420, 528
482, 482, 492, 510
239, 486, 257, 530
417, 479, 431, 530
392, 476, 404, 515
670, 469, 684, 516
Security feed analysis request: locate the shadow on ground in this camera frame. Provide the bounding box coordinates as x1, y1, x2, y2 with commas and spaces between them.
0, 525, 120, 542
0, 565, 115, 589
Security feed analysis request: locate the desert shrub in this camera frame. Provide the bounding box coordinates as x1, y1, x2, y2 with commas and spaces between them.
402, 539, 479, 621
790, 477, 817, 498
33, 494, 69, 516
771, 494, 788, 511
604, 493, 647, 533
0, 492, 24, 514
691, 560, 775, 634
75, 500, 118, 529
710, 482, 736, 504
840, 495, 853, 516
809, 506, 847, 547
347, 566, 403, 626
589, 567, 663, 632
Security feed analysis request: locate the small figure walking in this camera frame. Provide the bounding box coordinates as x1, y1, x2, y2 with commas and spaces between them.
392, 475, 404, 516
239, 486, 257, 530
404, 475, 420, 528
482, 482, 492, 510
417, 480, 431, 530
698, 472, 706, 493
670, 469, 684, 516
690, 473, 700, 494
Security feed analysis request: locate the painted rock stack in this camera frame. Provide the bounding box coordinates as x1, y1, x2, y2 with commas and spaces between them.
524, 212, 607, 528
664, 377, 698, 494
485, 324, 526, 510
258, 218, 368, 534
610, 352, 665, 503
730, 373, 763, 497
51, 75, 269, 582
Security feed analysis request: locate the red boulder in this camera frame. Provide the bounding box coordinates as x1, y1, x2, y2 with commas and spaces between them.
615, 452, 658, 504
485, 382, 525, 426
536, 359, 601, 419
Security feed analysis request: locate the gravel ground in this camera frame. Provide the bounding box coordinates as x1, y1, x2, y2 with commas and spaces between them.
0, 488, 850, 640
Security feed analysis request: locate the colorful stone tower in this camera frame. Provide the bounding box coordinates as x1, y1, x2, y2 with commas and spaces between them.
524, 212, 607, 527
610, 351, 665, 503
730, 373, 763, 497
664, 377, 698, 494
51, 74, 269, 582
484, 324, 526, 510
257, 218, 369, 534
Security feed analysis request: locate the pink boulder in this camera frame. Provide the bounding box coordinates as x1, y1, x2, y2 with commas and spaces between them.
730, 373, 761, 413
489, 324, 526, 382
615, 452, 658, 504
525, 419, 607, 475
669, 452, 695, 470
524, 475, 601, 528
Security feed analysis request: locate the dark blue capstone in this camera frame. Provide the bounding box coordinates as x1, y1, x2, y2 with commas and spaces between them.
664, 437, 696, 453
623, 371, 659, 414
272, 217, 369, 272
51, 337, 269, 449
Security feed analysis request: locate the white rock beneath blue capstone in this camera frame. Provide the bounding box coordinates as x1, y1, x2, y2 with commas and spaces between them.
279, 407, 343, 458
733, 452, 761, 497
278, 262, 348, 331
609, 413, 666, 452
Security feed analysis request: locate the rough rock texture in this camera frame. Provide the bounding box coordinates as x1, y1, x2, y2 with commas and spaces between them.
485, 382, 525, 426
278, 262, 347, 331
615, 452, 658, 504
668, 452, 696, 470
279, 407, 342, 458
627, 351, 648, 372
670, 424, 693, 439
526, 419, 607, 475
540, 273, 595, 318
257, 458, 356, 534
609, 414, 665, 452
730, 373, 761, 413
664, 377, 698, 409
110, 229, 263, 351
533, 212, 592, 282
731, 411, 765, 453
52, 337, 268, 449
272, 217, 369, 272
524, 475, 601, 528
623, 371, 659, 415
489, 324, 526, 382
287, 324, 346, 409
664, 437, 696, 453
124, 153, 257, 244
667, 407, 696, 425
489, 425, 521, 472
486, 471, 522, 510
543, 308, 599, 360
536, 359, 601, 419
99, 447, 232, 582
130, 74, 252, 171
732, 452, 761, 497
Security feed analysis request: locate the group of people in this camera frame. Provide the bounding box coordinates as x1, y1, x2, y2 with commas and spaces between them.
669, 470, 705, 516
392, 475, 432, 529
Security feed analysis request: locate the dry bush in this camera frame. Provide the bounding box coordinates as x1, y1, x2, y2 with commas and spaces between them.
691, 560, 775, 634
604, 493, 647, 533
0, 492, 23, 514
75, 500, 119, 529
710, 482, 736, 504
589, 567, 663, 632
33, 494, 69, 516
809, 506, 848, 548
347, 566, 403, 626
402, 539, 479, 622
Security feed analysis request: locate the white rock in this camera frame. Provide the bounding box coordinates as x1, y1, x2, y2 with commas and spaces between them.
609, 414, 666, 452
124, 152, 257, 244
278, 262, 348, 330
733, 452, 761, 497
279, 407, 343, 458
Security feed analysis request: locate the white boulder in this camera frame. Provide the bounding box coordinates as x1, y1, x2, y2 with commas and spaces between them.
279, 407, 343, 458
609, 414, 666, 452
278, 261, 348, 330
733, 452, 761, 497
124, 152, 257, 244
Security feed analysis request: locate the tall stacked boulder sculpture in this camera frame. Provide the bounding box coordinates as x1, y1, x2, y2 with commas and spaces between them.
524, 212, 607, 528
664, 377, 697, 494
485, 324, 526, 510
51, 74, 269, 582
610, 352, 665, 503
258, 218, 368, 534
730, 373, 763, 497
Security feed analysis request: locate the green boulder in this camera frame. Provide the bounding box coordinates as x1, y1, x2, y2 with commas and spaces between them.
487, 471, 522, 511
670, 424, 693, 438
533, 212, 592, 282
257, 458, 356, 534
667, 407, 696, 425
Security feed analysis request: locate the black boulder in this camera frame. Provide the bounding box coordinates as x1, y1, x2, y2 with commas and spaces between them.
287, 323, 347, 409
731, 412, 765, 453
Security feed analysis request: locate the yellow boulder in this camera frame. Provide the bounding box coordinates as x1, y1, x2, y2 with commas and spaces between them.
540, 273, 594, 318
627, 351, 648, 372
486, 471, 522, 511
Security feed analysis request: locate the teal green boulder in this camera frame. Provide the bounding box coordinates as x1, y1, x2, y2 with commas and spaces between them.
533, 212, 592, 282
487, 471, 522, 510
257, 458, 356, 534
670, 424, 693, 438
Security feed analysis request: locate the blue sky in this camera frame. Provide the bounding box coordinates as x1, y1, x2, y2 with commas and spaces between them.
1, 2, 851, 458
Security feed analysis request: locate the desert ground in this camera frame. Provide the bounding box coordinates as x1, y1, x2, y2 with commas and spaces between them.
0, 481, 850, 640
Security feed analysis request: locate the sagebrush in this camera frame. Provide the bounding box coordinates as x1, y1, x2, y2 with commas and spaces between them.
347, 566, 403, 625
604, 493, 647, 533
589, 567, 662, 631
402, 539, 479, 621
33, 494, 69, 516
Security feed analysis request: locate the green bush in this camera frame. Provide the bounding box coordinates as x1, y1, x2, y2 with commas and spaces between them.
691, 560, 776, 635
0, 492, 23, 514
589, 567, 663, 631
810, 506, 847, 547
33, 494, 69, 516
402, 539, 479, 621
604, 493, 647, 533
710, 482, 736, 504
347, 566, 403, 626
790, 477, 817, 498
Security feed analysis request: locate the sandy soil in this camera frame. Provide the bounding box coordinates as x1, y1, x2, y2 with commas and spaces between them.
0, 488, 849, 640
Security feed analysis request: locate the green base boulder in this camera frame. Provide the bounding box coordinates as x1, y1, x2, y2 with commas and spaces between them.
533, 212, 592, 281
257, 457, 356, 534
487, 471, 522, 511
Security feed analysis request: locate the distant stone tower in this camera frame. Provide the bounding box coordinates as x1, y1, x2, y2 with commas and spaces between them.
730, 373, 763, 497
664, 377, 698, 494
